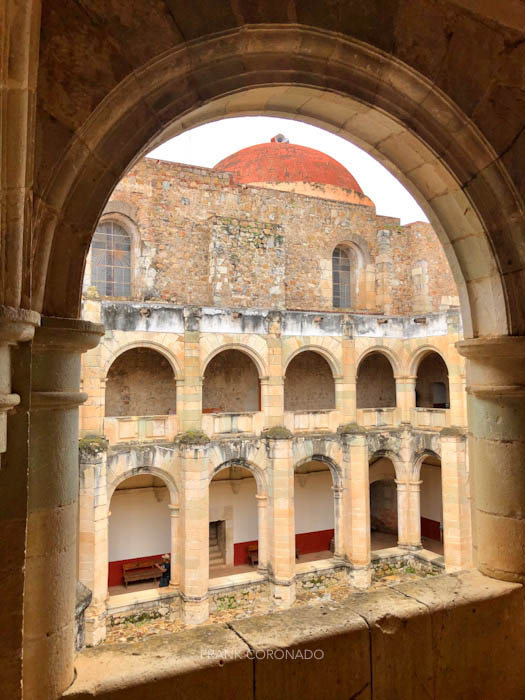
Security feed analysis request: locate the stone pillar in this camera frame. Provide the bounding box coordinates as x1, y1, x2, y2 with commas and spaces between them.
256, 494, 269, 573
396, 480, 422, 550
79, 448, 109, 646
341, 428, 371, 587
332, 485, 344, 559
179, 443, 209, 624
457, 337, 525, 583
395, 376, 417, 424
0, 307, 39, 699
23, 317, 103, 699
168, 504, 180, 587
267, 436, 295, 607
180, 307, 202, 432
341, 318, 357, 424
440, 429, 472, 571
264, 311, 284, 427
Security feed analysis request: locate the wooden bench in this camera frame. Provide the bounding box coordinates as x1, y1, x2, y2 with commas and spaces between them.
122, 559, 163, 588
247, 544, 258, 566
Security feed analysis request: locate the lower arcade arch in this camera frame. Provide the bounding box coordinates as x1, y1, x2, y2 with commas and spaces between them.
369, 456, 399, 550
208, 462, 264, 574
293, 458, 341, 563
107, 473, 173, 592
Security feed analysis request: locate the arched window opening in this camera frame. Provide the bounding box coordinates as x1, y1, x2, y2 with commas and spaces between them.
294, 460, 335, 562
91, 220, 131, 297
105, 348, 177, 417
108, 474, 170, 593
284, 351, 335, 411
416, 353, 450, 408
357, 353, 396, 408
203, 350, 260, 413
370, 457, 398, 551
420, 456, 444, 552
332, 245, 352, 308
209, 465, 258, 572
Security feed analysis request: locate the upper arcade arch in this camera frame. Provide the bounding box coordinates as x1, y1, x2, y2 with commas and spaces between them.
408, 345, 450, 379
201, 343, 267, 379
283, 344, 341, 379
32, 26, 522, 338
103, 340, 182, 380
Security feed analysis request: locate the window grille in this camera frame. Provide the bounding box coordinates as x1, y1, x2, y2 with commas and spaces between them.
332, 246, 351, 308
91, 221, 131, 297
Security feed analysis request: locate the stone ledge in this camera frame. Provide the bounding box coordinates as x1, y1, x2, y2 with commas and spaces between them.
64, 571, 524, 700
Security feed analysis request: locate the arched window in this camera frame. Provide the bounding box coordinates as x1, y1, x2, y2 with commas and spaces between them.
91, 221, 131, 297
332, 246, 351, 308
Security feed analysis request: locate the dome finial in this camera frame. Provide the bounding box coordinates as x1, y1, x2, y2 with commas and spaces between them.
271, 133, 289, 143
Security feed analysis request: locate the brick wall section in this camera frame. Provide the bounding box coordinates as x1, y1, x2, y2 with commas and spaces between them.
101, 158, 458, 314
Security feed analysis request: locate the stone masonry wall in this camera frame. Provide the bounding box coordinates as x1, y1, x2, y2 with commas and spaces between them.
97, 157, 459, 315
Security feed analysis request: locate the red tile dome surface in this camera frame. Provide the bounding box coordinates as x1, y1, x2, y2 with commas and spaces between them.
214, 138, 365, 194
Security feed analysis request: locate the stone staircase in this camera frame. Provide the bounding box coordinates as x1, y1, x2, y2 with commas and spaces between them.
209, 530, 225, 568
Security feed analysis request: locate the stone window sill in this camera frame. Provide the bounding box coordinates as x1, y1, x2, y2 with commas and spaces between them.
65, 570, 524, 700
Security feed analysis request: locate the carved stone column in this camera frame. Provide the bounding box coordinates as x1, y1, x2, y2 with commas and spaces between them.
267, 436, 296, 607
168, 504, 180, 587
256, 494, 268, 573
457, 337, 525, 583
23, 317, 103, 699
341, 428, 371, 587
440, 428, 472, 571
179, 443, 209, 624
396, 480, 422, 550
0, 307, 39, 699
395, 376, 417, 424
332, 485, 344, 559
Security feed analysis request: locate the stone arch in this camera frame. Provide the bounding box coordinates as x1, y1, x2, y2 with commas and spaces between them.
107, 465, 179, 513
413, 449, 442, 481
202, 343, 267, 379
369, 450, 404, 481
283, 344, 341, 378
209, 459, 268, 497
33, 27, 521, 339
408, 345, 450, 378
356, 346, 401, 378
294, 454, 343, 489
103, 340, 182, 379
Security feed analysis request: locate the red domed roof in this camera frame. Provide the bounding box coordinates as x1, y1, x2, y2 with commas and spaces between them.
214, 136, 367, 197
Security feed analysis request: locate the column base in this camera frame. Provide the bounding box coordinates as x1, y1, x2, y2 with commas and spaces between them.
84, 607, 107, 647
349, 566, 371, 589
182, 594, 209, 625
398, 544, 423, 552
270, 579, 296, 608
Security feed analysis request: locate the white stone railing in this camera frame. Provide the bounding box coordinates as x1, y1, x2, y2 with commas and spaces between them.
201, 411, 264, 437
411, 407, 450, 429
103, 414, 179, 444
284, 409, 340, 433
356, 407, 397, 428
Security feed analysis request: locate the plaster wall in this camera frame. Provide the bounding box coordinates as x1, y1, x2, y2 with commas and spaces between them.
294, 470, 334, 534
209, 478, 258, 543
109, 486, 171, 561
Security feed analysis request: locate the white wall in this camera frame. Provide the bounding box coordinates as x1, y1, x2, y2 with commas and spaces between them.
420, 463, 443, 523
294, 470, 334, 533
109, 487, 170, 561
209, 479, 258, 543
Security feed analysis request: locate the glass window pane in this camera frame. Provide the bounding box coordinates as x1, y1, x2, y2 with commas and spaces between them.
90, 222, 131, 297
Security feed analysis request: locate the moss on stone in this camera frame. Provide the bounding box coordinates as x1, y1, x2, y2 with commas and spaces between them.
261, 426, 292, 439
179, 429, 210, 446
440, 426, 466, 438
337, 423, 366, 435
78, 434, 108, 456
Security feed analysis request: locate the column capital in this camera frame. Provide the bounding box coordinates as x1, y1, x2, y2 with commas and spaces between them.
34, 316, 104, 353
0, 305, 40, 344
255, 493, 268, 504
457, 336, 525, 396
168, 504, 180, 516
